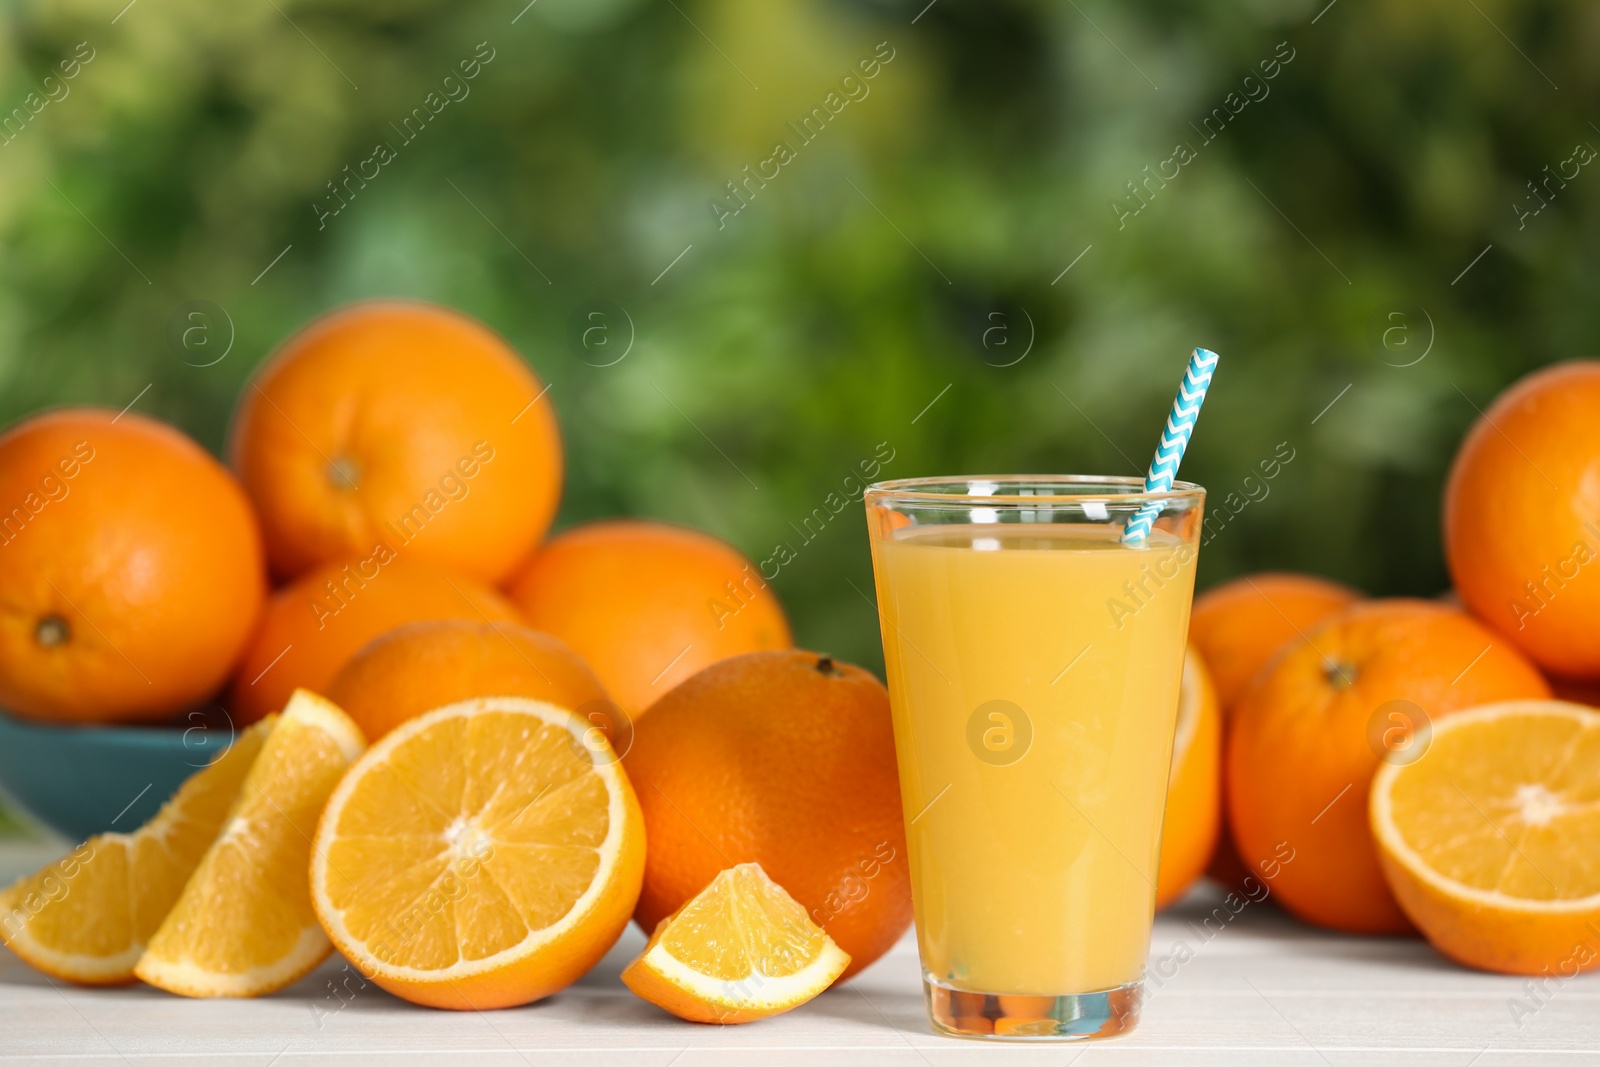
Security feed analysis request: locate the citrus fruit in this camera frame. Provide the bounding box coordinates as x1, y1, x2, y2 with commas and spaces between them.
309, 696, 645, 1010
1445, 361, 1600, 679
229, 557, 524, 723
327, 620, 611, 742
622, 863, 850, 1023
135, 690, 365, 997
624, 650, 909, 979
230, 300, 562, 584
507, 520, 792, 718
0, 720, 270, 984
1188, 572, 1362, 890
1228, 599, 1551, 934
1372, 701, 1600, 975
1189, 573, 1364, 708
1154, 648, 1221, 910
0, 409, 265, 724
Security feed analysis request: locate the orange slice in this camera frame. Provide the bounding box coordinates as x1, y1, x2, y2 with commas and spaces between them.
1372, 700, 1600, 974
1154, 647, 1222, 909
0, 720, 270, 984
309, 696, 644, 1010
134, 690, 365, 996
622, 862, 851, 1024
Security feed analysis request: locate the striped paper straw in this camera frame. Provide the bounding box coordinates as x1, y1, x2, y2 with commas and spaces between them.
1123, 347, 1219, 543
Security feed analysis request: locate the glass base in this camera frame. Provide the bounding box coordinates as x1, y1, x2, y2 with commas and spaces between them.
924, 975, 1142, 1041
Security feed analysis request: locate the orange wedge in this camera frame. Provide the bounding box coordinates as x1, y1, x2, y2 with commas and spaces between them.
1372, 700, 1600, 975
1154, 647, 1222, 909
0, 720, 270, 984
134, 690, 365, 997
309, 696, 645, 1010
623, 862, 851, 1024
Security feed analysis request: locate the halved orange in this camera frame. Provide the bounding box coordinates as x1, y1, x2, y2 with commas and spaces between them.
1372, 700, 1600, 974
0, 720, 270, 984
134, 690, 365, 996
622, 862, 851, 1024
1154, 647, 1222, 909
309, 696, 645, 1010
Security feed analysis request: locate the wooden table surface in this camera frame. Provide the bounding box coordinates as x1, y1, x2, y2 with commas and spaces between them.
1, 835, 1595, 1066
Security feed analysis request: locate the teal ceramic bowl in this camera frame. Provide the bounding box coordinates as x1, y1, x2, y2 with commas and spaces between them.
0, 709, 234, 841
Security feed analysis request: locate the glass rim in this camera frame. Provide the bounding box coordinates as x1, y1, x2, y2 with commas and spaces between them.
864, 474, 1204, 507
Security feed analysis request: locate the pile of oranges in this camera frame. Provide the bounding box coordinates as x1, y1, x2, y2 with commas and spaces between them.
1, 310, 1595, 1012
0, 300, 910, 1020
1165, 361, 1600, 978
0, 301, 796, 731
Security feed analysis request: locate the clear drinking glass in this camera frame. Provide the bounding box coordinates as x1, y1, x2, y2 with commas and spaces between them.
864, 475, 1204, 1040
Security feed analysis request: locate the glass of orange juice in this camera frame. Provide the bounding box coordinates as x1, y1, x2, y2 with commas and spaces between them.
864, 475, 1204, 1040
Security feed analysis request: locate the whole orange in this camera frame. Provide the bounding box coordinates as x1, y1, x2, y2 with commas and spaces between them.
327, 619, 611, 741
0, 409, 264, 724
1227, 599, 1550, 934
1188, 572, 1363, 889
623, 650, 910, 979
508, 520, 792, 718
1190, 573, 1364, 708
230, 301, 562, 584
229, 558, 523, 723
1445, 361, 1600, 679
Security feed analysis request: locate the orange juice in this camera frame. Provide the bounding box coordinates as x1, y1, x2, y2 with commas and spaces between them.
871, 522, 1196, 997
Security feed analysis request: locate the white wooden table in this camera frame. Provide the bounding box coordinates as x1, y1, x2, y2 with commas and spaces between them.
1, 836, 1595, 1066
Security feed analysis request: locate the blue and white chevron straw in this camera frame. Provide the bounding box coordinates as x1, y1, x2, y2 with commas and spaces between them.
1123, 347, 1219, 543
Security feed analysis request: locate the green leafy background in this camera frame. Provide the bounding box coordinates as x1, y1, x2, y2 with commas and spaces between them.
2, 0, 1596, 677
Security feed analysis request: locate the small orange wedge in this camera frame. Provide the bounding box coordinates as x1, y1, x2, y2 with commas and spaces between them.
309, 696, 645, 1010
1372, 700, 1600, 975
134, 690, 365, 997
623, 863, 851, 1024
0, 720, 270, 985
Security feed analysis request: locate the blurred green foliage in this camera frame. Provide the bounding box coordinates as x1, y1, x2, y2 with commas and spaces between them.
1, 0, 1596, 674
